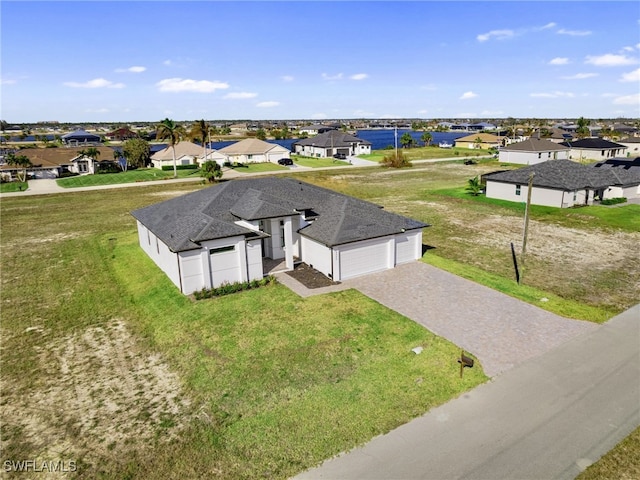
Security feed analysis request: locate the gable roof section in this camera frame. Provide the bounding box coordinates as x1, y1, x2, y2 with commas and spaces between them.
455, 133, 501, 143
131, 177, 428, 252
13, 146, 117, 168
293, 130, 371, 148
218, 138, 288, 155
151, 141, 203, 160
484, 159, 640, 191
501, 138, 570, 153
560, 138, 626, 149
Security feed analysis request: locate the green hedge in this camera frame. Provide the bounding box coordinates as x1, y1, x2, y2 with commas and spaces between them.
601, 197, 627, 205
161, 164, 199, 171
193, 275, 277, 299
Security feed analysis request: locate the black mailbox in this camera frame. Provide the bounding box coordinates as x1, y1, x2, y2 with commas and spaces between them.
457, 350, 474, 377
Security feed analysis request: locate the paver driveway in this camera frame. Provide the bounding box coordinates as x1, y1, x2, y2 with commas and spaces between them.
343, 261, 599, 377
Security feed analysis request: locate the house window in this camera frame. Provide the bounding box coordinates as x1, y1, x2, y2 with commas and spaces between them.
210, 245, 235, 255
538, 153, 542, 159
547, 152, 551, 158
156, 237, 160, 254
573, 191, 577, 201
280, 220, 285, 247
147, 229, 151, 245
515, 185, 521, 196
247, 154, 253, 160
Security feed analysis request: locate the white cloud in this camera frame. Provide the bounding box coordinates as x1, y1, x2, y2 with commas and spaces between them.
477, 29, 514, 42
538, 22, 557, 30
557, 28, 592, 36
116, 66, 146, 73
256, 101, 279, 107
620, 68, 640, 82
530, 91, 575, 98
64, 78, 125, 89
281, 75, 294, 82
549, 57, 569, 65
350, 73, 368, 80
163, 60, 172, 66
223, 92, 257, 99
156, 78, 229, 93
585, 54, 638, 67
613, 93, 639, 105
460, 91, 478, 100
561, 73, 598, 80
1, 78, 17, 85
322, 73, 344, 81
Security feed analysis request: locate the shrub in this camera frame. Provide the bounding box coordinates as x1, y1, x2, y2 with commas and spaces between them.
601, 197, 627, 205
193, 275, 277, 299
161, 164, 198, 171
380, 150, 412, 168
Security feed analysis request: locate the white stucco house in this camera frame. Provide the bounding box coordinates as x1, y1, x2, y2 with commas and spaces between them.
484, 159, 640, 208
560, 138, 627, 162
292, 131, 371, 158
498, 137, 570, 165
617, 137, 640, 157
131, 177, 428, 294
204, 138, 290, 165
150, 141, 204, 169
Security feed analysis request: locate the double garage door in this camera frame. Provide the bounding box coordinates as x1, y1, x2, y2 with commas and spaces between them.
337, 233, 418, 281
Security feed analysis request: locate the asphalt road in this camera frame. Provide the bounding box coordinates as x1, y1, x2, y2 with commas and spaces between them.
295, 304, 640, 480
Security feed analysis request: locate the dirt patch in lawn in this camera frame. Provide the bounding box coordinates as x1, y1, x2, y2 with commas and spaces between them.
0, 319, 192, 466
286, 263, 340, 288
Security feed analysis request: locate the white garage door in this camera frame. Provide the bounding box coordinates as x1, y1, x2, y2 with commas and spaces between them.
338, 239, 389, 280
395, 233, 418, 264
209, 245, 241, 286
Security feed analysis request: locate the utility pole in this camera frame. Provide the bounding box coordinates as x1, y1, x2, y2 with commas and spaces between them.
519, 172, 535, 285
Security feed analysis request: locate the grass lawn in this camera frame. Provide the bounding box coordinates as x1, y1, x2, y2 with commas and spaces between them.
576, 426, 640, 480
293, 155, 350, 168
229, 162, 287, 173
0, 181, 28, 193
0, 185, 486, 479
57, 168, 202, 187
359, 146, 492, 163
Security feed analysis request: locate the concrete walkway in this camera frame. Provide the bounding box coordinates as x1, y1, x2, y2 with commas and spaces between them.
296, 304, 639, 480
279, 261, 598, 378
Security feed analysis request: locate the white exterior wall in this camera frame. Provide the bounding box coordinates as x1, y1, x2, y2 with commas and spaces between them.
300, 236, 332, 278
200, 236, 246, 287
179, 250, 205, 294
136, 221, 182, 290
246, 239, 264, 280
151, 155, 197, 169
603, 185, 640, 200
569, 147, 627, 161
333, 237, 394, 281
499, 150, 568, 165
486, 181, 592, 208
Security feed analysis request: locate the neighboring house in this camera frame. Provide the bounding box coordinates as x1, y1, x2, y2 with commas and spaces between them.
498, 138, 570, 165
617, 137, 640, 156
298, 124, 338, 136
61, 129, 102, 146
205, 138, 290, 165
0, 146, 118, 178
105, 127, 138, 141
454, 133, 502, 149
150, 141, 203, 169
546, 128, 574, 144
560, 138, 627, 161
484, 159, 640, 208
293, 131, 371, 158
131, 177, 428, 294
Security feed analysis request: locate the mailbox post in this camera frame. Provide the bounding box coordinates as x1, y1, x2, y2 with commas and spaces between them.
458, 350, 474, 378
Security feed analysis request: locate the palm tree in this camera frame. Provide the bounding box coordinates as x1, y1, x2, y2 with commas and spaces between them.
465, 176, 482, 196
421, 132, 433, 147
400, 132, 414, 148
474, 137, 483, 150
576, 116, 591, 139
200, 160, 223, 183
189, 119, 209, 163
6, 152, 32, 182
156, 118, 185, 178
79, 147, 100, 173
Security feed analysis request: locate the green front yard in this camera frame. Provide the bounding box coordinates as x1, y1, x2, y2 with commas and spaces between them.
0, 181, 28, 193
359, 145, 493, 162
292, 155, 350, 168
57, 167, 202, 187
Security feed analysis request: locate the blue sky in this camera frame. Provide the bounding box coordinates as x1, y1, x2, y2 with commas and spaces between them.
2, 1, 639, 122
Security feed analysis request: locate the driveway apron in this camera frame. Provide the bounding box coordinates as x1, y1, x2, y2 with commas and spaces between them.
343, 262, 598, 378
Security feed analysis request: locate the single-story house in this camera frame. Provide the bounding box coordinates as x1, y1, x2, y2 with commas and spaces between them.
560, 138, 627, 161
617, 137, 640, 157
150, 141, 203, 169
0, 146, 118, 178
293, 131, 371, 158
454, 133, 502, 149
105, 127, 138, 141
498, 138, 570, 165
204, 138, 290, 165
484, 159, 640, 208
131, 177, 429, 294
61, 129, 102, 146
298, 124, 339, 136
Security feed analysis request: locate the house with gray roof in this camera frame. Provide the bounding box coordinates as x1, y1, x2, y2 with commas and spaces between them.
293, 131, 371, 158
131, 177, 428, 294
484, 159, 640, 208
61, 129, 102, 146
498, 137, 570, 165
560, 138, 627, 161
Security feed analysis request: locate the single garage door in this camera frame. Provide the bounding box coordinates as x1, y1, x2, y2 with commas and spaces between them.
338, 239, 389, 280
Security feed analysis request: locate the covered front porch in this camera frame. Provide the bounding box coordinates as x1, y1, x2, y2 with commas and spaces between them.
262, 256, 301, 275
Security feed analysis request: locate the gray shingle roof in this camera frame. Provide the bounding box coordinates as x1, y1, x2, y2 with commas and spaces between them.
484, 159, 640, 190
560, 138, 626, 149
501, 138, 570, 152
131, 177, 428, 252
